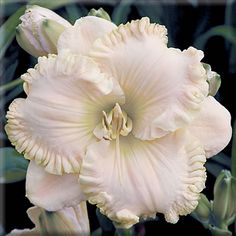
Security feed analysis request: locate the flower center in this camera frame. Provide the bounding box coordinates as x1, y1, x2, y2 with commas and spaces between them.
93, 103, 132, 140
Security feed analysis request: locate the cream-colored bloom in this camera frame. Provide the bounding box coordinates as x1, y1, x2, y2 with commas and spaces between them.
7, 202, 90, 235
6, 15, 232, 228
16, 5, 71, 57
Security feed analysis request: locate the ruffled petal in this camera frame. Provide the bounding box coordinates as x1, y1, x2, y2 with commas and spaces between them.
79, 130, 206, 228
89, 17, 209, 140
188, 96, 232, 158
57, 16, 117, 55
5, 52, 125, 175
26, 161, 84, 211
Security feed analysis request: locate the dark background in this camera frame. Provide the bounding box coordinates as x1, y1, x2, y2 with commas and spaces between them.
1, 1, 236, 235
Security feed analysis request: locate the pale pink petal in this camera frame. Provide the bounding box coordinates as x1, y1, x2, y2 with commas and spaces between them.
79, 130, 206, 228
89, 17, 209, 140
5, 52, 124, 175
26, 161, 84, 211
189, 96, 232, 158
57, 16, 117, 55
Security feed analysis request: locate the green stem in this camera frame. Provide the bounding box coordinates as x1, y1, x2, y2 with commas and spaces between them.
0, 78, 23, 94
209, 226, 232, 236
116, 228, 133, 236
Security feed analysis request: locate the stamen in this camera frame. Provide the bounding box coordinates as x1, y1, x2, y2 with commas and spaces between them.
93, 103, 132, 140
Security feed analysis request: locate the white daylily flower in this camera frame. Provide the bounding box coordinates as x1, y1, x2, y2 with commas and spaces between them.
16, 5, 71, 57
5, 16, 232, 228
7, 202, 90, 235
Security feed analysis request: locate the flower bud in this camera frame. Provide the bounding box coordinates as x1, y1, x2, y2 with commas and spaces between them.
38, 202, 90, 235
7, 202, 90, 235
88, 8, 111, 21
191, 193, 211, 225
16, 5, 71, 57
202, 63, 221, 96
212, 170, 236, 227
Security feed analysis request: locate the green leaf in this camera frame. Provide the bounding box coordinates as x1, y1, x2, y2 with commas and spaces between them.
232, 120, 236, 177
0, 85, 23, 123
0, 2, 22, 18
28, 0, 79, 10
112, 0, 133, 25
206, 162, 225, 177
65, 4, 87, 23
206, 162, 225, 178
135, 4, 163, 24
1, 84, 23, 114
136, 4, 177, 47
194, 25, 236, 50
0, 78, 23, 95
1, 0, 80, 11
2, 60, 18, 83
0, 147, 29, 184
0, 84, 24, 123
0, 0, 23, 4
211, 153, 231, 169
0, 6, 26, 59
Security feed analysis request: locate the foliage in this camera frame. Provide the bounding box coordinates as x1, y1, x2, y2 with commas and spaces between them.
0, 147, 28, 184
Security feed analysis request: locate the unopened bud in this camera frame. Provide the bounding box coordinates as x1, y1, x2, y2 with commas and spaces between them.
191, 193, 211, 225
38, 202, 89, 235
202, 63, 221, 96
88, 8, 111, 21
16, 5, 71, 57
7, 202, 90, 235
212, 170, 236, 227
